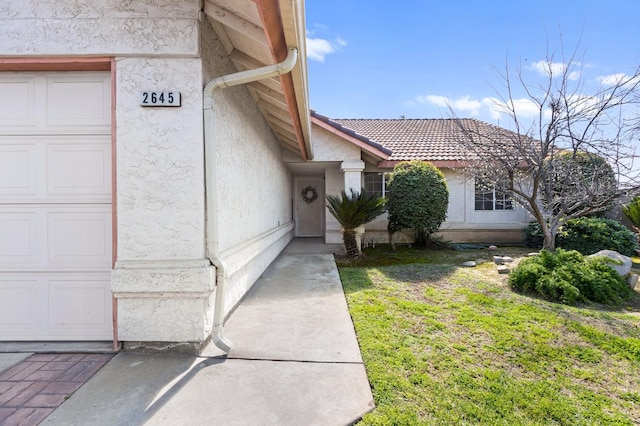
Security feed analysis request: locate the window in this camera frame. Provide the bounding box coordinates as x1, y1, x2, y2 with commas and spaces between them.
475, 179, 513, 211
364, 172, 389, 197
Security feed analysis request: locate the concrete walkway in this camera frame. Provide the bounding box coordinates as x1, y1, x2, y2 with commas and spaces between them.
17, 238, 374, 425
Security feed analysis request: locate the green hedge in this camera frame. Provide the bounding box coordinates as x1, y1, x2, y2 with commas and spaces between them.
522, 217, 638, 256
509, 249, 632, 305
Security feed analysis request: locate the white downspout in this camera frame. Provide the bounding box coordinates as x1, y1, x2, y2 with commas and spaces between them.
204, 48, 299, 352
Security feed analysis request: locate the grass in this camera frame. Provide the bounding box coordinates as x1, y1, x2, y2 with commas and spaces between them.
338, 245, 640, 425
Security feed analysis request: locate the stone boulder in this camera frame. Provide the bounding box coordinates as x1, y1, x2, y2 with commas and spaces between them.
586, 250, 632, 277
497, 265, 510, 274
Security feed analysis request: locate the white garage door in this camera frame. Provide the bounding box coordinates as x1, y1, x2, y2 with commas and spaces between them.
0, 72, 113, 340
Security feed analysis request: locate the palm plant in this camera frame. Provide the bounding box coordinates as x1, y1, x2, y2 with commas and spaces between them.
326, 188, 386, 259
622, 196, 640, 232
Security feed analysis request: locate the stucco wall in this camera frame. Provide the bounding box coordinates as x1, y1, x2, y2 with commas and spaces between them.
363, 167, 531, 245
324, 166, 343, 244
201, 18, 294, 311
116, 57, 206, 261
310, 125, 361, 161
0, 0, 200, 56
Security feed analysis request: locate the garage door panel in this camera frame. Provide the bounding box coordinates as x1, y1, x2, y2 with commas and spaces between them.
0, 212, 38, 266
47, 141, 111, 197
0, 76, 36, 127
48, 210, 111, 268
0, 274, 111, 340
48, 275, 111, 338
0, 144, 37, 196
46, 75, 110, 127
0, 135, 111, 203
0, 278, 41, 337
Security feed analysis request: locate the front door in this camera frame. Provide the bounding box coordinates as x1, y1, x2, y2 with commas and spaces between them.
295, 178, 324, 237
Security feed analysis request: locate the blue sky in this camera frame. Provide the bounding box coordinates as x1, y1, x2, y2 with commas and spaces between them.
304, 0, 640, 125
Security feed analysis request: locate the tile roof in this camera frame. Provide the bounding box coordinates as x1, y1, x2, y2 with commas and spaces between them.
332, 118, 512, 163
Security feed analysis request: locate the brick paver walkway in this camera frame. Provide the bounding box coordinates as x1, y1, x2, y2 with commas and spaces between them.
0, 353, 113, 426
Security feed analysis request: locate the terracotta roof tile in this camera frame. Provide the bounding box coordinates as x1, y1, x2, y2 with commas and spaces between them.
332, 118, 514, 162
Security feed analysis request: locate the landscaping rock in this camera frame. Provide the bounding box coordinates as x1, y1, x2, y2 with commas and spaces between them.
627, 273, 639, 291
586, 250, 632, 277
501, 256, 514, 263
526, 252, 540, 257
488, 245, 498, 251
493, 256, 504, 265
497, 265, 510, 274
462, 261, 477, 267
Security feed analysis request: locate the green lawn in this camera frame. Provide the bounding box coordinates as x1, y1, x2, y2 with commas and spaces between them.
338, 246, 640, 425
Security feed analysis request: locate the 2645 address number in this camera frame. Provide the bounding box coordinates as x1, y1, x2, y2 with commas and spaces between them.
139, 91, 181, 107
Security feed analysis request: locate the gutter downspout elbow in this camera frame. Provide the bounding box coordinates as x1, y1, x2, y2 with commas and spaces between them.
204, 48, 298, 353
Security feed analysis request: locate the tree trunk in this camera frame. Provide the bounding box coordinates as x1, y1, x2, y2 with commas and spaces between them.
343, 229, 361, 259
541, 218, 559, 251
542, 227, 555, 251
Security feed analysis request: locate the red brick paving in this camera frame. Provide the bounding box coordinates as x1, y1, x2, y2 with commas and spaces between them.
0, 353, 113, 425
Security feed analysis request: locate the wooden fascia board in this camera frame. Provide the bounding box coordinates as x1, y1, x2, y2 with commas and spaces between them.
252, 0, 309, 161
311, 116, 391, 161
0, 57, 112, 71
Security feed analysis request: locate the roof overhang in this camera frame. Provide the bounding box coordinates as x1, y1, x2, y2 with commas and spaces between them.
204, 0, 312, 160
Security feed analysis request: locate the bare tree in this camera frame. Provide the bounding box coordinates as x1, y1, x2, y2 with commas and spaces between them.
453, 47, 640, 250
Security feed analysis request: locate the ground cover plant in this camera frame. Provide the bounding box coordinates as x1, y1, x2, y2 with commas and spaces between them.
509, 249, 632, 306
522, 217, 638, 256
338, 245, 640, 425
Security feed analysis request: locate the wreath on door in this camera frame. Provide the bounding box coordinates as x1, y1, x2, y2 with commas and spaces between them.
301, 185, 319, 204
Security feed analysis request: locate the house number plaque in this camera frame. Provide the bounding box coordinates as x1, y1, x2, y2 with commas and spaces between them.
139, 91, 181, 107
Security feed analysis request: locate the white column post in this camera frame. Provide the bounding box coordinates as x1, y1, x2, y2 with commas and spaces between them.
340, 160, 366, 250
340, 160, 365, 193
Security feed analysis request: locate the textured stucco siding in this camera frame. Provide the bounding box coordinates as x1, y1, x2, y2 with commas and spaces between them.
311, 125, 361, 161
324, 166, 344, 244
0, 0, 200, 57
363, 167, 530, 245
201, 18, 294, 312
116, 57, 206, 261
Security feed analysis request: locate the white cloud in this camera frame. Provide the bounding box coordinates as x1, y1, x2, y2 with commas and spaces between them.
530, 60, 580, 81
413, 95, 482, 116
412, 94, 552, 122
484, 97, 549, 120
597, 73, 630, 86
306, 35, 347, 62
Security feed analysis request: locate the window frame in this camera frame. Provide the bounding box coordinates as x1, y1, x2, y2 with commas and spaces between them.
474, 178, 514, 211
363, 172, 389, 198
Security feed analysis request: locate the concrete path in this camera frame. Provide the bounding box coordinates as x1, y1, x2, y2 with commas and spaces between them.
37, 238, 374, 425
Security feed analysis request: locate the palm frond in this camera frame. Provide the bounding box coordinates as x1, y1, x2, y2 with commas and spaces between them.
326, 188, 386, 231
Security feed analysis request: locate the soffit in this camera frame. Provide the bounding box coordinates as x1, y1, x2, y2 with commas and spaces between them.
204, 0, 312, 160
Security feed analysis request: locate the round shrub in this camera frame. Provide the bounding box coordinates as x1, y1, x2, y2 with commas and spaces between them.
508, 249, 631, 305
522, 217, 638, 256
387, 160, 449, 247
559, 217, 637, 256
